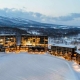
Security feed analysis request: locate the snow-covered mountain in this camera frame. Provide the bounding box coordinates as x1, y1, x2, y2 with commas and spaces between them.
0, 16, 80, 29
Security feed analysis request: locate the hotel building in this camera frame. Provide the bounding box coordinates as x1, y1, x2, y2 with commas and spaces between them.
51, 44, 77, 60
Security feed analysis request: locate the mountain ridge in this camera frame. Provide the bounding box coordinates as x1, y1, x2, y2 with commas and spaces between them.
0, 16, 80, 29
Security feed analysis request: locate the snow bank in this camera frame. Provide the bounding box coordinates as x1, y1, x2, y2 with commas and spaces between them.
0, 53, 79, 80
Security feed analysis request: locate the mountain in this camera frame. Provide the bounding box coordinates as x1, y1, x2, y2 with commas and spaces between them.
0, 16, 80, 37
0, 16, 80, 29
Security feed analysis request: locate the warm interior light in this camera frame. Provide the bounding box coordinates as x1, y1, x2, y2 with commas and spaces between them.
24, 41, 32, 45
0, 39, 3, 41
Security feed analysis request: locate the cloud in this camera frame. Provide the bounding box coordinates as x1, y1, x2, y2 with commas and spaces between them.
0, 8, 48, 22
53, 13, 80, 21
0, 8, 80, 25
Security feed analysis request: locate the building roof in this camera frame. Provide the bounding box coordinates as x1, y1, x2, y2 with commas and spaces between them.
0, 34, 16, 36
75, 50, 80, 54
52, 44, 76, 48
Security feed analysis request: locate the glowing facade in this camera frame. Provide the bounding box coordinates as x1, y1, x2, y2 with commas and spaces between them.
51, 44, 77, 60
21, 34, 48, 52
0, 34, 48, 53
0, 34, 16, 52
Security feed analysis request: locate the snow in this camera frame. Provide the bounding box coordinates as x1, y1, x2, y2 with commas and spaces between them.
69, 62, 80, 79
52, 44, 75, 48
28, 30, 40, 35
72, 62, 80, 72
0, 34, 15, 36
75, 50, 80, 54
0, 52, 79, 80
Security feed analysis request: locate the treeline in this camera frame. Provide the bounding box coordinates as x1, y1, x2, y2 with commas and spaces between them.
25, 27, 80, 37
0, 27, 80, 38
0, 27, 28, 36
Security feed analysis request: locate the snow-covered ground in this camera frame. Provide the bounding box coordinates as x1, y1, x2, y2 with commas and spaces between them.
0, 52, 80, 80
70, 62, 80, 79
48, 36, 80, 49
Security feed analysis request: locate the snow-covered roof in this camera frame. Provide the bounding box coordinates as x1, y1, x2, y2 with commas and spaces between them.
0, 34, 15, 36
52, 44, 76, 48
75, 50, 80, 54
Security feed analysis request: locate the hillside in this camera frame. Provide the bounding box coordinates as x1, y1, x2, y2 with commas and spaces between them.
0, 53, 79, 80
0, 16, 79, 29
0, 16, 80, 37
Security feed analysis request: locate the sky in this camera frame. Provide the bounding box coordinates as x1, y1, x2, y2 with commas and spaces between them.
0, 0, 80, 26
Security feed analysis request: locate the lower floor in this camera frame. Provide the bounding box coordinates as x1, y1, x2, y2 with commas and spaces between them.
50, 50, 78, 63
0, 45, 48, 54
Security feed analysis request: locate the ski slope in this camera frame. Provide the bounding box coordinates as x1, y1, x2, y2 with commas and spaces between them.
0, 52, 79, 80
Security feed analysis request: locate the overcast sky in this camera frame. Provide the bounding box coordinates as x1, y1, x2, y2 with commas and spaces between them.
0, 0, 80, 26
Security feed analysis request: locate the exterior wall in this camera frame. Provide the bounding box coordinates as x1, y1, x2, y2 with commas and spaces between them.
21, 35, 48, 46
51, 46, 76, 60
0, 36, 5, 52
4, 36, 16, 47
0, 36, 4, 46
0, 35, 16, 52
21, 35, 48, 52
76, 53, 80, 64
0, 34, 48, 53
